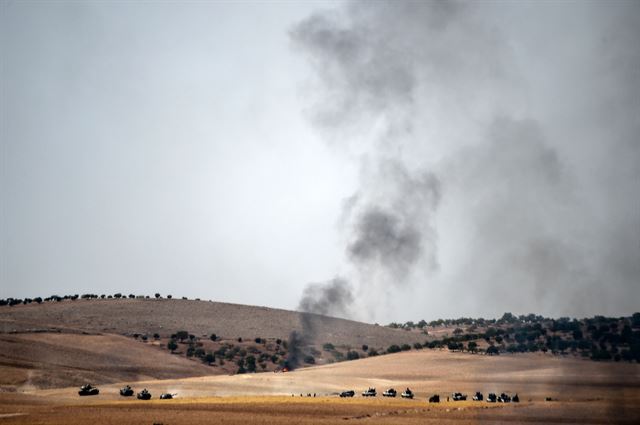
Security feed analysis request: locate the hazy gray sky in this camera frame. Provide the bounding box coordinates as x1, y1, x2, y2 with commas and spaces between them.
2, 1, 638, 322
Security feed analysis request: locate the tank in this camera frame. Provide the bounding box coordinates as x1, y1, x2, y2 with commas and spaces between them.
78, 384, 99, 396
137, 389, 152, 400
160, 393, 175, 399
339, 390, 355, 398
361, 388, 376, 397
401, 388, 414, 399
382, 388, 397, 397
428, 394, 440, 403
452, 392, 467, 401
120, 385, 134, 397
472, 391, 483, 401
498, 393, 511, 403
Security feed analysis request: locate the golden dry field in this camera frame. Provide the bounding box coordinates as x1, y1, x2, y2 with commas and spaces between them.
1, 350, 638, 424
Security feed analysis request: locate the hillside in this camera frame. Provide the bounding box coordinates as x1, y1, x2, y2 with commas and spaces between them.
0, 298, 424, 389
0, 298, 421, 346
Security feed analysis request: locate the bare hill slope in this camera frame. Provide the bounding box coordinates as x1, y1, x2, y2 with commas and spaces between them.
0, 333, 213, 390
0, 299, 425, 389
0, 298, 420, 346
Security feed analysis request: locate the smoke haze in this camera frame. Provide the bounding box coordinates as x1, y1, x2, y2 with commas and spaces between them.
291, 0, 640, 319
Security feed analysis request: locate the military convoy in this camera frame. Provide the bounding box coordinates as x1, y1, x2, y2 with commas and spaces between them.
78, 384, 99, 396
79, 382, 519, 406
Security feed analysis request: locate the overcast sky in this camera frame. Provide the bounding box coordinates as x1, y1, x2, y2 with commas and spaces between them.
2, 1, 638, 323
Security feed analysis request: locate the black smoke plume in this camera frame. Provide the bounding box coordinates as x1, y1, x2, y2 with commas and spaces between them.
286, 278, 353, 369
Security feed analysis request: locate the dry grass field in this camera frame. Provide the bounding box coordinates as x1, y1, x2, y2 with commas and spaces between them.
1, 350, 638, 424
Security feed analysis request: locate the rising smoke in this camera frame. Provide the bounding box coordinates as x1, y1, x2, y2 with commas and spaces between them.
287, 277, 353, 369
289, 0, 640, 327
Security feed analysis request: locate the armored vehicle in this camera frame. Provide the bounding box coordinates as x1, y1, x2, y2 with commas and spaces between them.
120, 385, 134, 396
428, 394, 440, 403
401, 388, 414, 399
160, 393, 175, 399
78, 384, 99, 396
486, 393, 497, 403
382, 388, 397, 397
452, 392, 467, 401
498, 393, 511, 403
339, 390, 355, 398
362, 388, 376, 397
472, 392, 483, 401
137, 389, 152, 400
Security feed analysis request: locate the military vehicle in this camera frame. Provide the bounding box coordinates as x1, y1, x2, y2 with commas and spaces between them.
428, 394, 440, 403
362, 387, 377, 397
137, 389, 152, 400
486, 393, 497, 403
339, 390, 355, 398
401, 388, 414, 399
452, 392, 467, 401
512, 393, 520, 402
472, 391, 483, 401
78, 384, 99, 396
119, 385, 134, 396
382, 388, 397, 397
160, 393, 175, 399
498, 393, 511, 403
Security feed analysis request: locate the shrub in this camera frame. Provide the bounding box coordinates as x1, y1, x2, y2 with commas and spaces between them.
155, 293, 161, 299
210, 334, 217, 341
486, 345, 500, 355
255, 337, 262, 344
323, 343, 335, 351
246, 355, 257, 372
368, 348, 379, 356
304, 355, 316, 364
346, 351, 359, 360
203, 353, 215, 364
167, 340, 178, 352
413, 342, 423, 350
175, 330, 189, 341
114, 293, 122, 299
400, 344, 411, 351
387, 344, 401, 354
362, 344, 369, 352
167, 294, 172, 299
